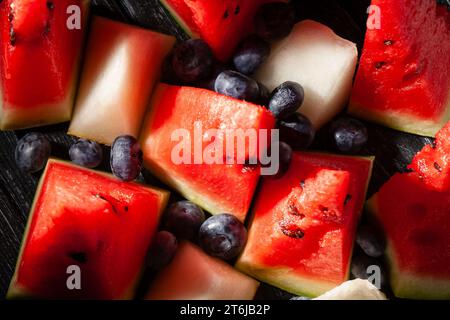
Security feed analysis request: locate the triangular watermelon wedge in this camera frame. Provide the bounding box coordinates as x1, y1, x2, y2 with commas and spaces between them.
368, 122, 450, 299
236, 152, 373, 297
349, 0, 450, 137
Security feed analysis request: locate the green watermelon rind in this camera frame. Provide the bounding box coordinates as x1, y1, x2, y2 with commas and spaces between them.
348, 93, 450, 138
236, 153, 375, 298
7, 158, 170, 300
366, 196, 450, 300
159, 0, 199, 38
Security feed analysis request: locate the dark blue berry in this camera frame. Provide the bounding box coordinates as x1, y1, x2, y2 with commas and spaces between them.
161, 52, 182, 85
196, 62, 226, 91
164, 201, 205, 240
278, 113, 315, 150
269, 81, 305, 120
351, 250, 387, 289
257, 81, 270, 106
255, 2, 295, 41
147, 231, 178, 271
266, 141, 292, 179
356, 223, 385, 258
198, 214, 247, 260
172, 39, 214, 83
110, 135, 143, 182
233, 35, 270, 75
331, 117, 368, 154
15, 132, 51, 173
69, 139, 103, 168
214, 70, 260, 102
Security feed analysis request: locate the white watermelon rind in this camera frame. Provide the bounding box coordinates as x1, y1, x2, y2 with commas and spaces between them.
348, 98, 450, 138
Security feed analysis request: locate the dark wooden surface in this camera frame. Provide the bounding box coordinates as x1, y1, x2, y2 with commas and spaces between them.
0, 0, 434, 299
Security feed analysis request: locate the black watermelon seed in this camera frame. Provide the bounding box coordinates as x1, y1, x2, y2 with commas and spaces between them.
434, 162, 442, 172
375, 61, 386, 69
279, 221, 305, 239
68, 252, 87, 264
95, 194, 120, 215
344, 194, 352, 205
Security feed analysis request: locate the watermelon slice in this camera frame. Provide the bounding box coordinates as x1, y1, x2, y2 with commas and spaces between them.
7, 159, 169, 299
409, 122, 450, 191
68, 16, 175, 145
368, 122, 450, 299
145, 242, 259, 300
0, 0, 89, 130
160, 0, 278, 61
236, 152, 373, 297
139, 84, 275, 222
349, 0, 450, 137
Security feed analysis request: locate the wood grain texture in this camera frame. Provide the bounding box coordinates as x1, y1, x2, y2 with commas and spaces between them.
0, 0, 433, 299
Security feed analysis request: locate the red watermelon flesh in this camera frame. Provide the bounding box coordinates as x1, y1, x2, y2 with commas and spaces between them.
368, 122, 450, 299
7, 159, 169, 299
236, 152, 373, 297
0, 0, 89, 130
140, 84, 275, 222
369, 173, 450, 299
349, 0, 450, 137
409, 122, 450, 191
161, 0, 272, 61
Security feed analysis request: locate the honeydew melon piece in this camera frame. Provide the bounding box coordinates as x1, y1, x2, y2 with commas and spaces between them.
256, 20, 358, 129
68, 16, 175, 145
314, 279, 387, 300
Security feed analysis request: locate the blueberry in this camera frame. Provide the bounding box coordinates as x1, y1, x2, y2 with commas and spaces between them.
214, 70, 260, 102
356, 223, 386, 258
172, 39, 214, 83
233, 35, 270, 75
331, 117, 368, 154
196, 62, 226, 91
110, 135, 143, 182
351, 249, 387, 289
269, 81, 305, 120
146, 231, 178, 271
255, 2, 295, 41
15, 132, 51, 173
266, 141, 292, 179
257, 81, 270, 106
69, 139, 103, 169
198, 214, 247, 260
164, 201, 205, 240
161, 52, 182, 85
278, 113, 315, 150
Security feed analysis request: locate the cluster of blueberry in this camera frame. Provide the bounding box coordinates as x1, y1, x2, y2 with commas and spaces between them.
147, 202, 248, 272
15, 133, 143, 182
165, 2, 369, 178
